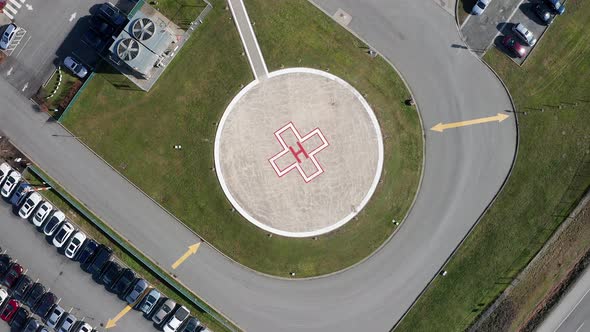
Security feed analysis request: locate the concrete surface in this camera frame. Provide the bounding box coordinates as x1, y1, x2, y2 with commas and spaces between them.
0, 0, 517, 331
0, 202, 155, 332
216, 69, 382, 237
537, 267, 590, 332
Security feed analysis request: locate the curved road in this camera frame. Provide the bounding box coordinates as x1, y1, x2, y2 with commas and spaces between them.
0, 0, 516, 331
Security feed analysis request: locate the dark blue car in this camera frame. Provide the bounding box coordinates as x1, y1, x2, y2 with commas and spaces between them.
545, 0, 565, 15
77, 239, 99, 264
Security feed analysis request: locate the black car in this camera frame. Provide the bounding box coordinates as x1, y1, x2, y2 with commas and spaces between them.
0, 254, 10, 275
24, 282, 45, 308
534, 4, 555, 25
100, 261, 123, 288
89, 15, 116, 36
77, 239, 99, 264
82, 29, 112, 53
9, 307, 29, 329
22, 317, 41, 332
180, 317, 201, 332
97, 2, 127, 28
110, 268, 136, 298
83, 244, 112, 275
11, 275, 33, 301
34, 292, 57, 318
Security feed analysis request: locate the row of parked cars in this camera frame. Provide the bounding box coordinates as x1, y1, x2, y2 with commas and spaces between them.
0, 161, 209, 332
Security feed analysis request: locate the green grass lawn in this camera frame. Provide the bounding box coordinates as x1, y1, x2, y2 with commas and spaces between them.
62, 0, 422, 277
396, 1, 590, 331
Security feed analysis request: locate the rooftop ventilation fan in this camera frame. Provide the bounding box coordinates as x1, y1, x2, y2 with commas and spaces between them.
132, 18, 155, 41
117, 38, 140, 61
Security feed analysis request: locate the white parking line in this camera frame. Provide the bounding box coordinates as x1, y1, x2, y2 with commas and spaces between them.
8, 0, 21, 9
3, 10, 14, 19
4, 3, 17, 15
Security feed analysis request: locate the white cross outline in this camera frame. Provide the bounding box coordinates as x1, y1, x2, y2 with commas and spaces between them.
268, 122, 329, 183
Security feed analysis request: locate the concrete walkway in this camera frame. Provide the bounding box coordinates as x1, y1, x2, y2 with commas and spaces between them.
227, 0, 268, 80
537, 267, 590, 332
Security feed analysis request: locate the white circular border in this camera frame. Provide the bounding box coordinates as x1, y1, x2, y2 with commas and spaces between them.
214, 68, 384, 238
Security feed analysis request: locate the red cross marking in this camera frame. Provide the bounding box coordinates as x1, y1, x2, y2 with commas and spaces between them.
268, 122, 329, 183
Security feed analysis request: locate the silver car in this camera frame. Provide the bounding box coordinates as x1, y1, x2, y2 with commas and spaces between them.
152, 299, 176, 325
472, 0, 491, 15
139, 289, 161, 315
57, 313, 76, 332
0, 24, 19, 50
63, 56, 88, 78
512, 23, 537, 46
45, 305, 65, 329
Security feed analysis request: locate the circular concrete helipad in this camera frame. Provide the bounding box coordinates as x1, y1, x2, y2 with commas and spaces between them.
214, 68, 383, 237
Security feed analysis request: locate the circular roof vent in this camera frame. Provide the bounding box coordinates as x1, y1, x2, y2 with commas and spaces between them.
132, 18, 155, 41
117, 38, 140, 61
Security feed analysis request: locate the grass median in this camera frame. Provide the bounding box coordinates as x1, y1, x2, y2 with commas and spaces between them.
24, 167, 235, 332
61, 0, 422, 277
396, 2, 590, 331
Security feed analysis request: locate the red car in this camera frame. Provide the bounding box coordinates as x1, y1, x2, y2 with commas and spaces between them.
2, 263, 23, 288
502, 35, 527, 58
0, 299, 19, 322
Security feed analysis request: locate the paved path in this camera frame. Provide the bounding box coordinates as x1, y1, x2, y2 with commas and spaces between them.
0, 0, 517, 331
537, 267, 590, 332
227, 0, 268, 80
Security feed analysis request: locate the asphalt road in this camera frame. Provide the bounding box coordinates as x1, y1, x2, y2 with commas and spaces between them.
0, 202, 154, 332
537, 267, 590, 332
0, 0, 517, 331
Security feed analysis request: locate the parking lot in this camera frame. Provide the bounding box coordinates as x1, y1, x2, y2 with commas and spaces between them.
0, 199, 155, 332
461, 0, 560, 64
0, 0, 136, 97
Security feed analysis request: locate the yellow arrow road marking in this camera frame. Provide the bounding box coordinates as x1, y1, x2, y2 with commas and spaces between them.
430, 113, 510, 132
105, 305, 132, 329
172, 243, 201, 270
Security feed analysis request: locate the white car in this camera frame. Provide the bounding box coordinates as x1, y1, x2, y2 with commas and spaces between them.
76, 322, 92, 332
65, 231, 87, 259
163, 306, 190, 332
0, 162, 11, 185
0, 287, 8, 306
32, 201, 54, 227
18, 192, 42, 219
0, 23, 20, 50
63, 56, 88, 78
472, 0, 491, 15
0, 170, 21, 198
52, 221, 75, 248
512, 23, 537, 46
43, 210, 66, 236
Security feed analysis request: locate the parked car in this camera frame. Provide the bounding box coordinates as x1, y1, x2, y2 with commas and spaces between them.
97, 2, 127, 27
52, 222, 75, 248
152, 299, 176, 325
76, 322, 93, 332
471, 0, 491, 15
89, 15, 116, 36
11, 275, 33, 301
1, 170, 21, 198
179, 317, 201, 332
502, 35, 526, 58
0, 23, 20, 50
139, 288, 161, 315
63, 56, 88, 79
9, 182, 30, 207
43, 210, 66, 236
512, 23, 537, 46
126, 278, 148, 305
34, 292, 57, 318
0, 298, 18, 322
0, 254, 11, 276
163, 305, 190, 332
45, 305, 65, 328
22, 317, 41, 332
99, 261, 123, 288
18, 192, 43, 219
0, 287, 8, 307
57, 313, 76, 332
535, 3, 555, 24
83, 244, 112, 275
0, 162, 11, 185
82, 29, 111, 53
32, 201, 53, 227
76, 239, 99, 264
24, 282, 45, 308
2, 263, 23, 288
111, 268, 136, 298
545, 0, 565, 15
65, 231, 87, 259
10, 307, 29, 329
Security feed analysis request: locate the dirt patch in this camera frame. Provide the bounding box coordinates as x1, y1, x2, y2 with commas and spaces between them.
0, 134, 31, 171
